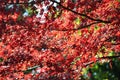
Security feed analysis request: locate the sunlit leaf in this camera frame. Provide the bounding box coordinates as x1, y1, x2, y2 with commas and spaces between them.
54, 10, 61, 18
74, 18, 81, 25
108, 51, 115, 56
78, 30, 82, 36
81, 68, 88, 75
111, 39, 116, 44
97, 53, 103, 57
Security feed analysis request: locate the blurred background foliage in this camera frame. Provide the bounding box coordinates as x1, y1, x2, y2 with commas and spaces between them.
81, 52, 120, 80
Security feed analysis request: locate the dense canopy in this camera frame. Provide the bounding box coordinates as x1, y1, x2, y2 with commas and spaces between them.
0, 0, 120, 79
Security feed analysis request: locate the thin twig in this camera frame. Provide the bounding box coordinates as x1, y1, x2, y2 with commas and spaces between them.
85, 55, 120, 66
50, 21, 100, 31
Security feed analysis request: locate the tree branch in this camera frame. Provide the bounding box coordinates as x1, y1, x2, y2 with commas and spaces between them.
4, 0, 111, 24
50, 21, 101, 31
100, 55, 120, 59
50, 0, 111, 23
84, 55, 120, 66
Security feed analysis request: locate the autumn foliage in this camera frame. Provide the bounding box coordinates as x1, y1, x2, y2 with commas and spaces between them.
0, 0, 120, 79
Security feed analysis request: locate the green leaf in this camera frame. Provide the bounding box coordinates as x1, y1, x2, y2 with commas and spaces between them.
17, 15, 23, 21
23, 65, 39, 74
78, 30, 82, 36
0, 58, 3, 62
71, 61, 76, 65
54, 10, 61, 18
74, 18, 81, 25
111, 39, 116, 44
118, 0, 120, 2
94, 64, 99, 70
101, 46, 107, 51
71, 57, 80, 65
26, 7, 33, 16
82, 68, 88, 75
75, 57, 80, 61
108, 51, 115, 56
97, 53, 103, 57
81, 16, 85, 19
94, 26, 100, 31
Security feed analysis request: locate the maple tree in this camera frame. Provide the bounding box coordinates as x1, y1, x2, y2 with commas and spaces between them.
0, 0, 120, 79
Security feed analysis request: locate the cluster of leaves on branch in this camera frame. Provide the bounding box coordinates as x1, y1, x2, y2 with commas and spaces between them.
0, 0, 120, 79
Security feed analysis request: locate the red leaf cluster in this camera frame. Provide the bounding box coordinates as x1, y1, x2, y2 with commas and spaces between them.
0, 0, 119, 79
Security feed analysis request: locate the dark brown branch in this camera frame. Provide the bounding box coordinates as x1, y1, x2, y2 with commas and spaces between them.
50, 0, 111, 23
4, 0, 111, 23
50, 21, 101, 31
